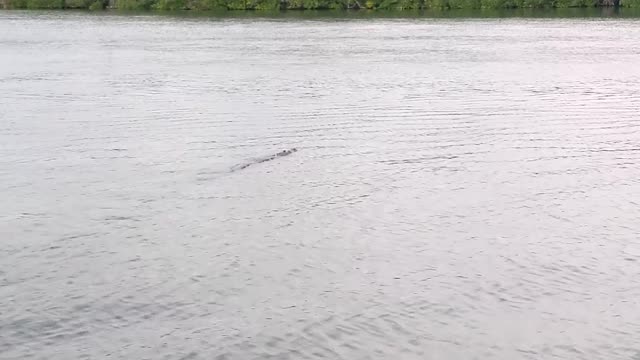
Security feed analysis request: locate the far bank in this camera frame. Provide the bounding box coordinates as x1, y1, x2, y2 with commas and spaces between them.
2, 0, 639, 11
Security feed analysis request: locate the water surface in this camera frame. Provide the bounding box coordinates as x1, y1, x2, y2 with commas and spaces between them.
1, 11, 640, 360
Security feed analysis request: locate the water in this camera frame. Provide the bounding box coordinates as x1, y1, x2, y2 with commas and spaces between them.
1, 10, 640, 360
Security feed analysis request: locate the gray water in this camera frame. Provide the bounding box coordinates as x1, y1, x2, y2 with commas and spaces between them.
2, 11, 640, 360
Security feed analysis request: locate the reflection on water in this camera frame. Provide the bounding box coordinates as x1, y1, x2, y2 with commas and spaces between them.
1, 11, 640, 360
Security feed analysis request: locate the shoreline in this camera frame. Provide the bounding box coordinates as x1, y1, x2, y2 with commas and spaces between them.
2, 0, 638, 11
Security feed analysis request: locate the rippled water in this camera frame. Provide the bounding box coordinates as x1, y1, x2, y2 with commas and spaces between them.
2, 11, 640, 360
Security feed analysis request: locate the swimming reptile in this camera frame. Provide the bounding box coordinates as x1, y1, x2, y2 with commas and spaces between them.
230, 148, 298, 172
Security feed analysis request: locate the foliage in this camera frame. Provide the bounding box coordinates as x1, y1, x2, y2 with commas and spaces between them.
15, 0, 65, 8
553, 0, 595, 6
521, 0, 549, 7
188, 0, 227, 10
88, 0, 104, 7
65, 0, 93, 7
224, 0, 246, 8
424, 0, 446, 8
284, 0, 303, 8
153, 0, 186, 10
253, 0, 280, 9
116, 0, 156, 9
447, 0, 482, 9
6, 0, 632, 11
6, 0, 29, 7
377, 0, 423, 10
480, 0, 520, 8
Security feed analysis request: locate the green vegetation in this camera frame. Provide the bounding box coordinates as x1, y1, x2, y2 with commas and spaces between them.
7, 0, 64, 8
186, 0, 227, 10
89, 0, 105, 8
65, 0, 93, 8
153, 0, 186, 10
2, 0, 637, 11
115, 0, 156, 9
